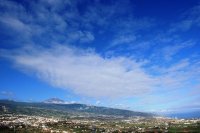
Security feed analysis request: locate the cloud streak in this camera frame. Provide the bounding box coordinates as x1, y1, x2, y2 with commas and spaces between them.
2, 44, 200, 101
4, 45, 156, 98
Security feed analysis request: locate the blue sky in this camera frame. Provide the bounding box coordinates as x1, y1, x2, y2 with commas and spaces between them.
0, 0, 200, 113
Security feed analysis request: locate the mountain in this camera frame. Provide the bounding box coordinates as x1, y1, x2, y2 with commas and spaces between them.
0, 99, 153, 118
43, 98, 65, 104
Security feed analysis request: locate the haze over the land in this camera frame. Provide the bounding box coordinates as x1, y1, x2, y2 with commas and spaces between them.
0, 0, 200, 114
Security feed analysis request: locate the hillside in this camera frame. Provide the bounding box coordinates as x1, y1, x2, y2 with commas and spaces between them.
0, 100, 153, 119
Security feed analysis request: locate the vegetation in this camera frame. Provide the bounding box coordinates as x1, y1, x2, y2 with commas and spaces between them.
0, 100, 153, 118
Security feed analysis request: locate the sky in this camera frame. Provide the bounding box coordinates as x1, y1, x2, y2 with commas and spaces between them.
0, 0, 200, 114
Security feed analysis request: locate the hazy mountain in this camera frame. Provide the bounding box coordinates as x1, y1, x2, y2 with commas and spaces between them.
0, 99, 153, 118
43, 98, 65, 104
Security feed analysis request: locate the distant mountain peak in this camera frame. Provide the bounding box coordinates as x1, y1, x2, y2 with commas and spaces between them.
43, 98, 65, 104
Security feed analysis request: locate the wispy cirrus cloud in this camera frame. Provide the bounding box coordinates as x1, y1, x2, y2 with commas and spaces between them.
169, 4, 200, 32
0, 91, 13, 96
2, 45, 156, 98
0, 91, 14, 99
2, 44, 200, 101
0, 0, 155, 48
0, 0, 95, 45
161, 40, 195, 60
110, 35, 137, 47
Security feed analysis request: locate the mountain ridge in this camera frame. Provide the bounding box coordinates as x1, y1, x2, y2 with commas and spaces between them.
0, 99, 153, 118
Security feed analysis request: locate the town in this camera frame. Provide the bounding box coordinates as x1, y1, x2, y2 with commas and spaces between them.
1, 114, 200, 133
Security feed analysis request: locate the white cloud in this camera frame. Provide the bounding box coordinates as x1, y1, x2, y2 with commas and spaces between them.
1, 91, 13, 96
3, 44, 200, 101
0, 0, 100, 46
110, 35, 136, 47
161, 40, 195, 60
95, 100, 101, 105
0, 17, 29, 32
169, 4, 200, 32
3, 45, 157, 98
68, 31, 95, 43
